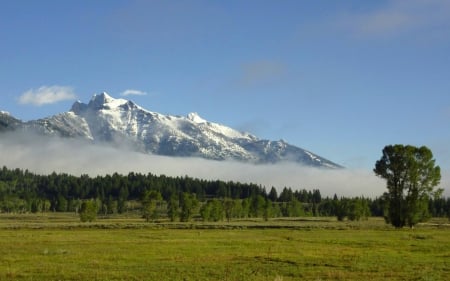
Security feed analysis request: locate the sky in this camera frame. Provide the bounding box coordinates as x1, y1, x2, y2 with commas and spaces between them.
0, 1, 449, 195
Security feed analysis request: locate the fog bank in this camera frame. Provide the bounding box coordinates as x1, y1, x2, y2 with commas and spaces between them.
1, 133, 447, 197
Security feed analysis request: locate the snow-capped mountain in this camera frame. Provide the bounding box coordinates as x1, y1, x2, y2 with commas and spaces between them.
0, 111, 22, 132
0, 93, 342, 168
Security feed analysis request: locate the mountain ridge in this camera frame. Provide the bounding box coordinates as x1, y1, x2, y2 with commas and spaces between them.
0, 93, 343, 168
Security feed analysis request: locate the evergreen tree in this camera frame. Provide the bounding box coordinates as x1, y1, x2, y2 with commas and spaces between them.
278, 187, 293, 202
268, 187, 278, 202
250, 194, 265, 217
334, 198, 348, 221
56, 195, 68, 212
117, 186, 129, 214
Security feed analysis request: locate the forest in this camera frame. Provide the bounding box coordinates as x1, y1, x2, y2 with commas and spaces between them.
0, 166, 449, 222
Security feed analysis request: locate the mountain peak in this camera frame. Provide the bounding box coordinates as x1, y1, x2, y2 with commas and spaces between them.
90, 92, 113, 103
2, 93, 343, 168
187, 112, 206, 123
70, 100, 88, 114
88, 93, 127, 110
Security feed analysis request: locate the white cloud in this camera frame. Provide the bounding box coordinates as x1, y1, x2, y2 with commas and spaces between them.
120, 89, 148, 96
18, 86, 76, 106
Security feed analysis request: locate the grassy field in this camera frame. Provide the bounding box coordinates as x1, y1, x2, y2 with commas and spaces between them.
0, 214, 449, 280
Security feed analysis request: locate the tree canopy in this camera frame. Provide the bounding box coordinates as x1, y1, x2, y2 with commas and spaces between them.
374, 145, 441, 228
0, 165, 448, 222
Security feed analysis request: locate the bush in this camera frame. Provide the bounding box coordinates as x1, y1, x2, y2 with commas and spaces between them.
79, 200, 98, 222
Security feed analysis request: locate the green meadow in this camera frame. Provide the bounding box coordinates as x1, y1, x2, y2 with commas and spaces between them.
0, 214, 449, 281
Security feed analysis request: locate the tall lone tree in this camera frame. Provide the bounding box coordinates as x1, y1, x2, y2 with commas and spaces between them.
374, 145, 441, 228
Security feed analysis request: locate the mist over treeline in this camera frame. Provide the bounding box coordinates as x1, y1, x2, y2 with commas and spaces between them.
0, 132, 390, 198
1, 165, 449, 220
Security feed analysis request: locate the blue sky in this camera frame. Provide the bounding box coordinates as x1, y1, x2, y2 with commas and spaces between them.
1, 0, 450, 171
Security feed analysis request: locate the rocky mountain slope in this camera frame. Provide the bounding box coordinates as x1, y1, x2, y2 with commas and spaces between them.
0, 93, 342, 168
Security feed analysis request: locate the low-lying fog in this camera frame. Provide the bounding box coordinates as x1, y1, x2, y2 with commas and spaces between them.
1, 133, 448, 198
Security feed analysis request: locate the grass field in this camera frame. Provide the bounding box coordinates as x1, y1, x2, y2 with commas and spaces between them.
0, 214, 449, 280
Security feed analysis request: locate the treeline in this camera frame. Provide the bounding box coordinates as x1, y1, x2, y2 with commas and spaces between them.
0, 166, 449, 221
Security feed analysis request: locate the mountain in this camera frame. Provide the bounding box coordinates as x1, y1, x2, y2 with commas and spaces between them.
0, 93, 342, 168
0, 111, 22, 132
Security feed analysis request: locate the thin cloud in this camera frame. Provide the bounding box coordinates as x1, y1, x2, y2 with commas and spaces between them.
120, 89, 148, 96
238, 60, 287, 88
338, 0, 450, 37
18, 86, 76, 106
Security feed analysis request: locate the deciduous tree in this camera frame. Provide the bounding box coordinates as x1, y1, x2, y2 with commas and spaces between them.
141, 190, 162, 222
167, 194, 179, 222
374, 145, 441, 228
79, 200, 98, 222
180, 192, 198, 222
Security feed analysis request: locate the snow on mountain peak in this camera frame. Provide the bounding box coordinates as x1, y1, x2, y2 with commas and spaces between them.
70, 100, 88, 114
88, 92, 128, 110
90, 92, 113, 103
7, 92, 342, 168
187, 112, 206, 124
